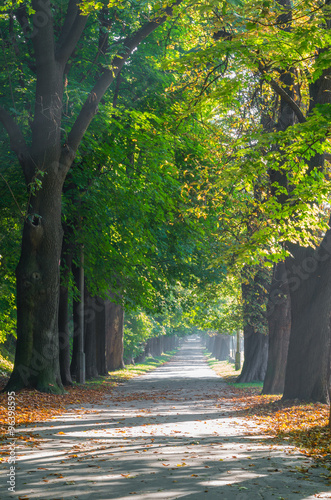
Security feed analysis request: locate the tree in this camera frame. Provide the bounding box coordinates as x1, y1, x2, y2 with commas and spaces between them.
0, 0, 184, 393
170, 0, 331, 399
262, 261, 291, 394
236, 265, 270, 383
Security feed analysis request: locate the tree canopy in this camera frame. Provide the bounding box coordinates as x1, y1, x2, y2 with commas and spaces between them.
1, 0, 331, 394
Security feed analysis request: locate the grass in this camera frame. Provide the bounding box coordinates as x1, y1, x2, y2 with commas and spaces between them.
0, 345, 14, 376
203, 350, 263, 389
84, 350, 178, 387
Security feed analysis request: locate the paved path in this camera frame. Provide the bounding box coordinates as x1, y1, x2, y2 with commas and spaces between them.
1, 338, 331, 499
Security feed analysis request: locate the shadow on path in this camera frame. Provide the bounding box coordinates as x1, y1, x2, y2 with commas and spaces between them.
1, 338, 331, 499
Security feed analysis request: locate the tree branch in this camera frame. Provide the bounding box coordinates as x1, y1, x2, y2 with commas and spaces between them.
0, 106, 32, 182
258, 59, 306, 124
62, 1, 183, 166
268, 77, 306, 124
56, 0, 88, 66
58, 0, 80, 41
0, 107, 28, 158
15, 5, 36, 73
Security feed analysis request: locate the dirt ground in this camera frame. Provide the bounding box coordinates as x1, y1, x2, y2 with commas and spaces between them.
1, 338, 331, 499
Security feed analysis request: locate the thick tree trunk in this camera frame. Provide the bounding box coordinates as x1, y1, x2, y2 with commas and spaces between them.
134, 352, 145, 363
207, 336, 215, 353
283, 237, 331, 402
212, 335, 230, 361
218, 335, 230, 361
70, 263, 80, 379
237, 326, 268, 383
5, 174, 64, 393
58, 234, 74, 386
149, 338, 156, 356
144, 339, 153, 358
163, 336, 171, 352
237, 267, 270, 383
155, 336, 163, 357
212, 335, 222, 359
263, 262, 291, 395
58, 282, 72, 386
95, 300, 107, 375
84, 287, 99, 380
105, 293, 125, 371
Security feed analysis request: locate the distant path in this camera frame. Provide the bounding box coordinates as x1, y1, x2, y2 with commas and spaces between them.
2, 338, 331, 499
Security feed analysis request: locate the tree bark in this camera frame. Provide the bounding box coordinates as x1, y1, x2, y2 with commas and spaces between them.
218, 335, 230, 361
262, 262, 291, 395
70, 263, 80, 379
213, 335, 220, 358
58, 236, 73, 386
206, 336, 215, 353
144, 338, 153, 358
134, 352, 146, 363
95, 299, 107, 375
6, 173, 65, 393
237, 325, 268, 383
236, 266, 270, 383
283, 236, 331, 402
154, 336, 163, 357
105, 292, 125, 371
84, 286, 99, 380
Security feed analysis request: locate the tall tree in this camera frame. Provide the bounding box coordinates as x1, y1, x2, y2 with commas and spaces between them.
171, 0, 331, 400
262, 261, 291, 394
236, 265, 270, 383
0, 0, 184, 393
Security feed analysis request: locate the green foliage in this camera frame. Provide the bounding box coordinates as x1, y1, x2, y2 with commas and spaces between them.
61, 22, 228, 313
164, 0, 331, 271
0, 146, 25, 343
2, 0, 331, 350
123, 311, 155, 360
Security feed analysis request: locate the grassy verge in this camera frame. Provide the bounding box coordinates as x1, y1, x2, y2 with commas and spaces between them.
0, 344, 14, 377
84, 350, 178, 387
204, 350, 263, 389
0, 353, 14, 376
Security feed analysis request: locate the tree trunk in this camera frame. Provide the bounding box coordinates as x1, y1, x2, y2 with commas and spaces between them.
105, 292, 125, 371
95, 299, 107, 376
283, 236, 331, 402
237, 325, 268, 383
149, 338, 156, 356
218, 335, 230, 361
70, 263, 81, 379
5, 174, 64, 393
134, 352, 146, 363
237, 266, 270, 383
84, 286, 99, 380
154, 336, 163, 357
207, 336, 215, 354
263, 262, 291, 395
212, 335, 222, 359
163, 336, 171, 352
58, 231, 74, 386
144, 339, 153, 358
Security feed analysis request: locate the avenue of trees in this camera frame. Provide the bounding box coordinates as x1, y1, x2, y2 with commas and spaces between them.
1, 0, 331, 422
